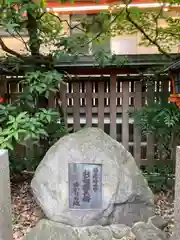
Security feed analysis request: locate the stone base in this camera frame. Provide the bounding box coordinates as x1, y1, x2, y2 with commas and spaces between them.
24, 219, 134, 240
24, 218, 168, 240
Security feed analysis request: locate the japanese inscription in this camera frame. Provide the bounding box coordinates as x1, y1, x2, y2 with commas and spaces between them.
82, 169, 91, 202
69, 163, 102, 209
72, 181, 80, 207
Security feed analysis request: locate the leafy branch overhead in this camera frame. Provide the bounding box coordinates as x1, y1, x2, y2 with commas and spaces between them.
0, 0, 120, 71
0, 0, 118, 162
0, 0, 179, 71
111, 1, 180, 59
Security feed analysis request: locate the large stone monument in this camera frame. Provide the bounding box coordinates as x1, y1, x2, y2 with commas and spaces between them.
25, 127, 160, 239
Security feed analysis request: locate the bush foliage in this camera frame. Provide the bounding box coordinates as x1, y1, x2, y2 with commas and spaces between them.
133, 99, 180, 162
0, 71, 68, 175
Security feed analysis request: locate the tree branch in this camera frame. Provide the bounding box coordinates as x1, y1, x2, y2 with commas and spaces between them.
80, 11, 123, 48
153, 7, 163, 43
0, 37, 22, 58
48, 12, 86, 33
14, 31, 30, 52
123, 3, 172, 58
27, 11, 40, 56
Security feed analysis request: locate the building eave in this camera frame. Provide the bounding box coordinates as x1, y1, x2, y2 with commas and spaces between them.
0, 54, 178, 76
55, 54, 176, 68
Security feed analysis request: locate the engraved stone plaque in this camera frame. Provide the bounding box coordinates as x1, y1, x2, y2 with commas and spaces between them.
69, 163, 102, 209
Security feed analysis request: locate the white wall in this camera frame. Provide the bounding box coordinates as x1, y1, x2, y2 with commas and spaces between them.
0, 12, 179, 56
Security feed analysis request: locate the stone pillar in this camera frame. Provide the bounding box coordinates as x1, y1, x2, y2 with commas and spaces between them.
0, 150, 13, 240
171, 146, 180, 240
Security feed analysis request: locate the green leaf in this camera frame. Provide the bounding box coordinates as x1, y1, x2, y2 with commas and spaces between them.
6, 22, 19, 34
8, 115, 15, 122
46, 115, 51, 123
13, 132, 19, 141
1, 141, 13, 150
6, 0, 20, 5
16, 112, 28, 121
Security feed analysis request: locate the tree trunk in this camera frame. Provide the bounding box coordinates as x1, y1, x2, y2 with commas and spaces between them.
26, 3, 40, 56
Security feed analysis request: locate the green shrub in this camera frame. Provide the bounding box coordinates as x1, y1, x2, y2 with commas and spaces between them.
142, 161, 175, 192
0, 70, 68, 175
132, 98, 178, 192
132, 99, 180, 162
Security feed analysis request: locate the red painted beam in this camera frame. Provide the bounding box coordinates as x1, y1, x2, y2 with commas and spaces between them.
47, 0, 157, 7
46, 0, 174, 14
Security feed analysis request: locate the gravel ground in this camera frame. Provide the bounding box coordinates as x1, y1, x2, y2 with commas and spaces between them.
11, 177, 175, 240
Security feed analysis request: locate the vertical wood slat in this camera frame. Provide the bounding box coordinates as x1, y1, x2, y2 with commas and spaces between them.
154, 79, 167, 103
98, 81, 104, 130
147, 83, 155, 164
110, 74, 117, 139
162, 80, 170, 103
134, 81, 142, 166
0, 75, 5, 96
73, 82, 80, 131
60, 83, 68, 127
9, 79, 18, 102
147, 138, 154, 165
0, 76, 8, 103
48, 93, 56, 108
4, 77, 8, 102
122, 81, 129, 150
86, 81, 92, 127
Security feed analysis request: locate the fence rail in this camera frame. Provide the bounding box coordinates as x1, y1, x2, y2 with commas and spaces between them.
0, 73, 171, 166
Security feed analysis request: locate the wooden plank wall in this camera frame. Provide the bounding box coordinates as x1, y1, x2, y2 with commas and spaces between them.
1, 74, 171, 166
63, 74, 170, 166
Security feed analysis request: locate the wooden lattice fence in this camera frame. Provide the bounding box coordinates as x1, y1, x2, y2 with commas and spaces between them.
0, 74, 171, 166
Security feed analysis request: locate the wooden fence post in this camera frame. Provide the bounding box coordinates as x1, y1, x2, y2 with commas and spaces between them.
122, 81, 129, 150
110, 74, 117, 139
86, 81, 92, 127
98, 81, 105, 130
147, 82, 155, 164
0, 150, 13, 240
0, 76, 6, 98
73, 82, 80, 131
58, 83, 68, 128
134, 81, 142, 166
